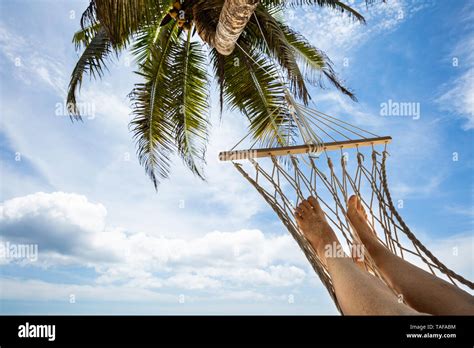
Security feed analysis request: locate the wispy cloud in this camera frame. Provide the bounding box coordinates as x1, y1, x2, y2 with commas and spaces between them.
435, 3, 474, 130
286, 0, 433, 60
390, 173, 444, 198
436, 67, 474, 130
0, 24, 67, 97
445, 204, 474, 226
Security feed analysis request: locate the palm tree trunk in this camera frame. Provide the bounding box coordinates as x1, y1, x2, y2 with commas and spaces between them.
212, 0, 259, 55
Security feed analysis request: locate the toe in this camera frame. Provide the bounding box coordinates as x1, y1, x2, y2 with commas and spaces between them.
356, 197, 367, 216
348, 195, 357, 211
295, 206, 304, 217
296, 201, 308, 215
308, 196, 321, 211
301, 199, 312, 211
294, 211, 303, 225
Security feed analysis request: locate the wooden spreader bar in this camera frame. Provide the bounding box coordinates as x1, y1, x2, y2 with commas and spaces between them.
219, 136, 392, 161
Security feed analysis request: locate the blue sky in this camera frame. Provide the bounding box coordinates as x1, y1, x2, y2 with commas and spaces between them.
0, 0, 472, 314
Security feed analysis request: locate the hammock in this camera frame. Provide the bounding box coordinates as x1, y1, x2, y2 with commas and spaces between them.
219, 91, 474, 313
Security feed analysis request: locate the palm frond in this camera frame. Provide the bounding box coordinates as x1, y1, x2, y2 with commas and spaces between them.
70, 0, 365, 188
279, 23, 357, 100
130, 24, 163, 67
166, 27, 210, 179
72, 23, 101, 51
80, 0, 99, 33
261, 0, 366, 23
246, 6, 310, 104
129, 23, 179, 189
67, 27, 115, 119
81, 0, 169, 47
211, 42, 296, 147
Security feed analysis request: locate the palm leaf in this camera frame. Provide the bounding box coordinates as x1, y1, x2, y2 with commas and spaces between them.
67, 27, 114, 119
81, 0, 169, 47
279, 23, 357, 100
130, 23, 163, 67
129, 23, 178, 189
72, 23, 101, 51
70, 0, 366, 187
165, 26, 210, 180
261, 0, 366, 23
245, 6, 310, 104
211, 42, 295, 147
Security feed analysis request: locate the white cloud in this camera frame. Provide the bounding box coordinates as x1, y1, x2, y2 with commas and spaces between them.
0, 278, 177, 303
1, 191, 106, 232
0, 277, 317, 311
0, 192, 307, 292
0, 192, 118, 264
1, 191, 471, 305
165, 273, 222, 290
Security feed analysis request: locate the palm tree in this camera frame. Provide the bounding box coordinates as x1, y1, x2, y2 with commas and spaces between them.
68, 0, 366, 189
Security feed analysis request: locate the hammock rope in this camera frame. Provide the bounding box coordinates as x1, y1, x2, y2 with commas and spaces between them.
379, 152, 474, 288
220, 101, 473, 313
220, 14, 472, 311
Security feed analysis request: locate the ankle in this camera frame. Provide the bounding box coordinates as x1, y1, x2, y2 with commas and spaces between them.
364, 240, 391, 263
305, 224, 338, 259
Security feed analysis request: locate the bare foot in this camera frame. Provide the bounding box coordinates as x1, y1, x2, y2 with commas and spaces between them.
347, 195, 386, 259
295, 196, 341, 266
